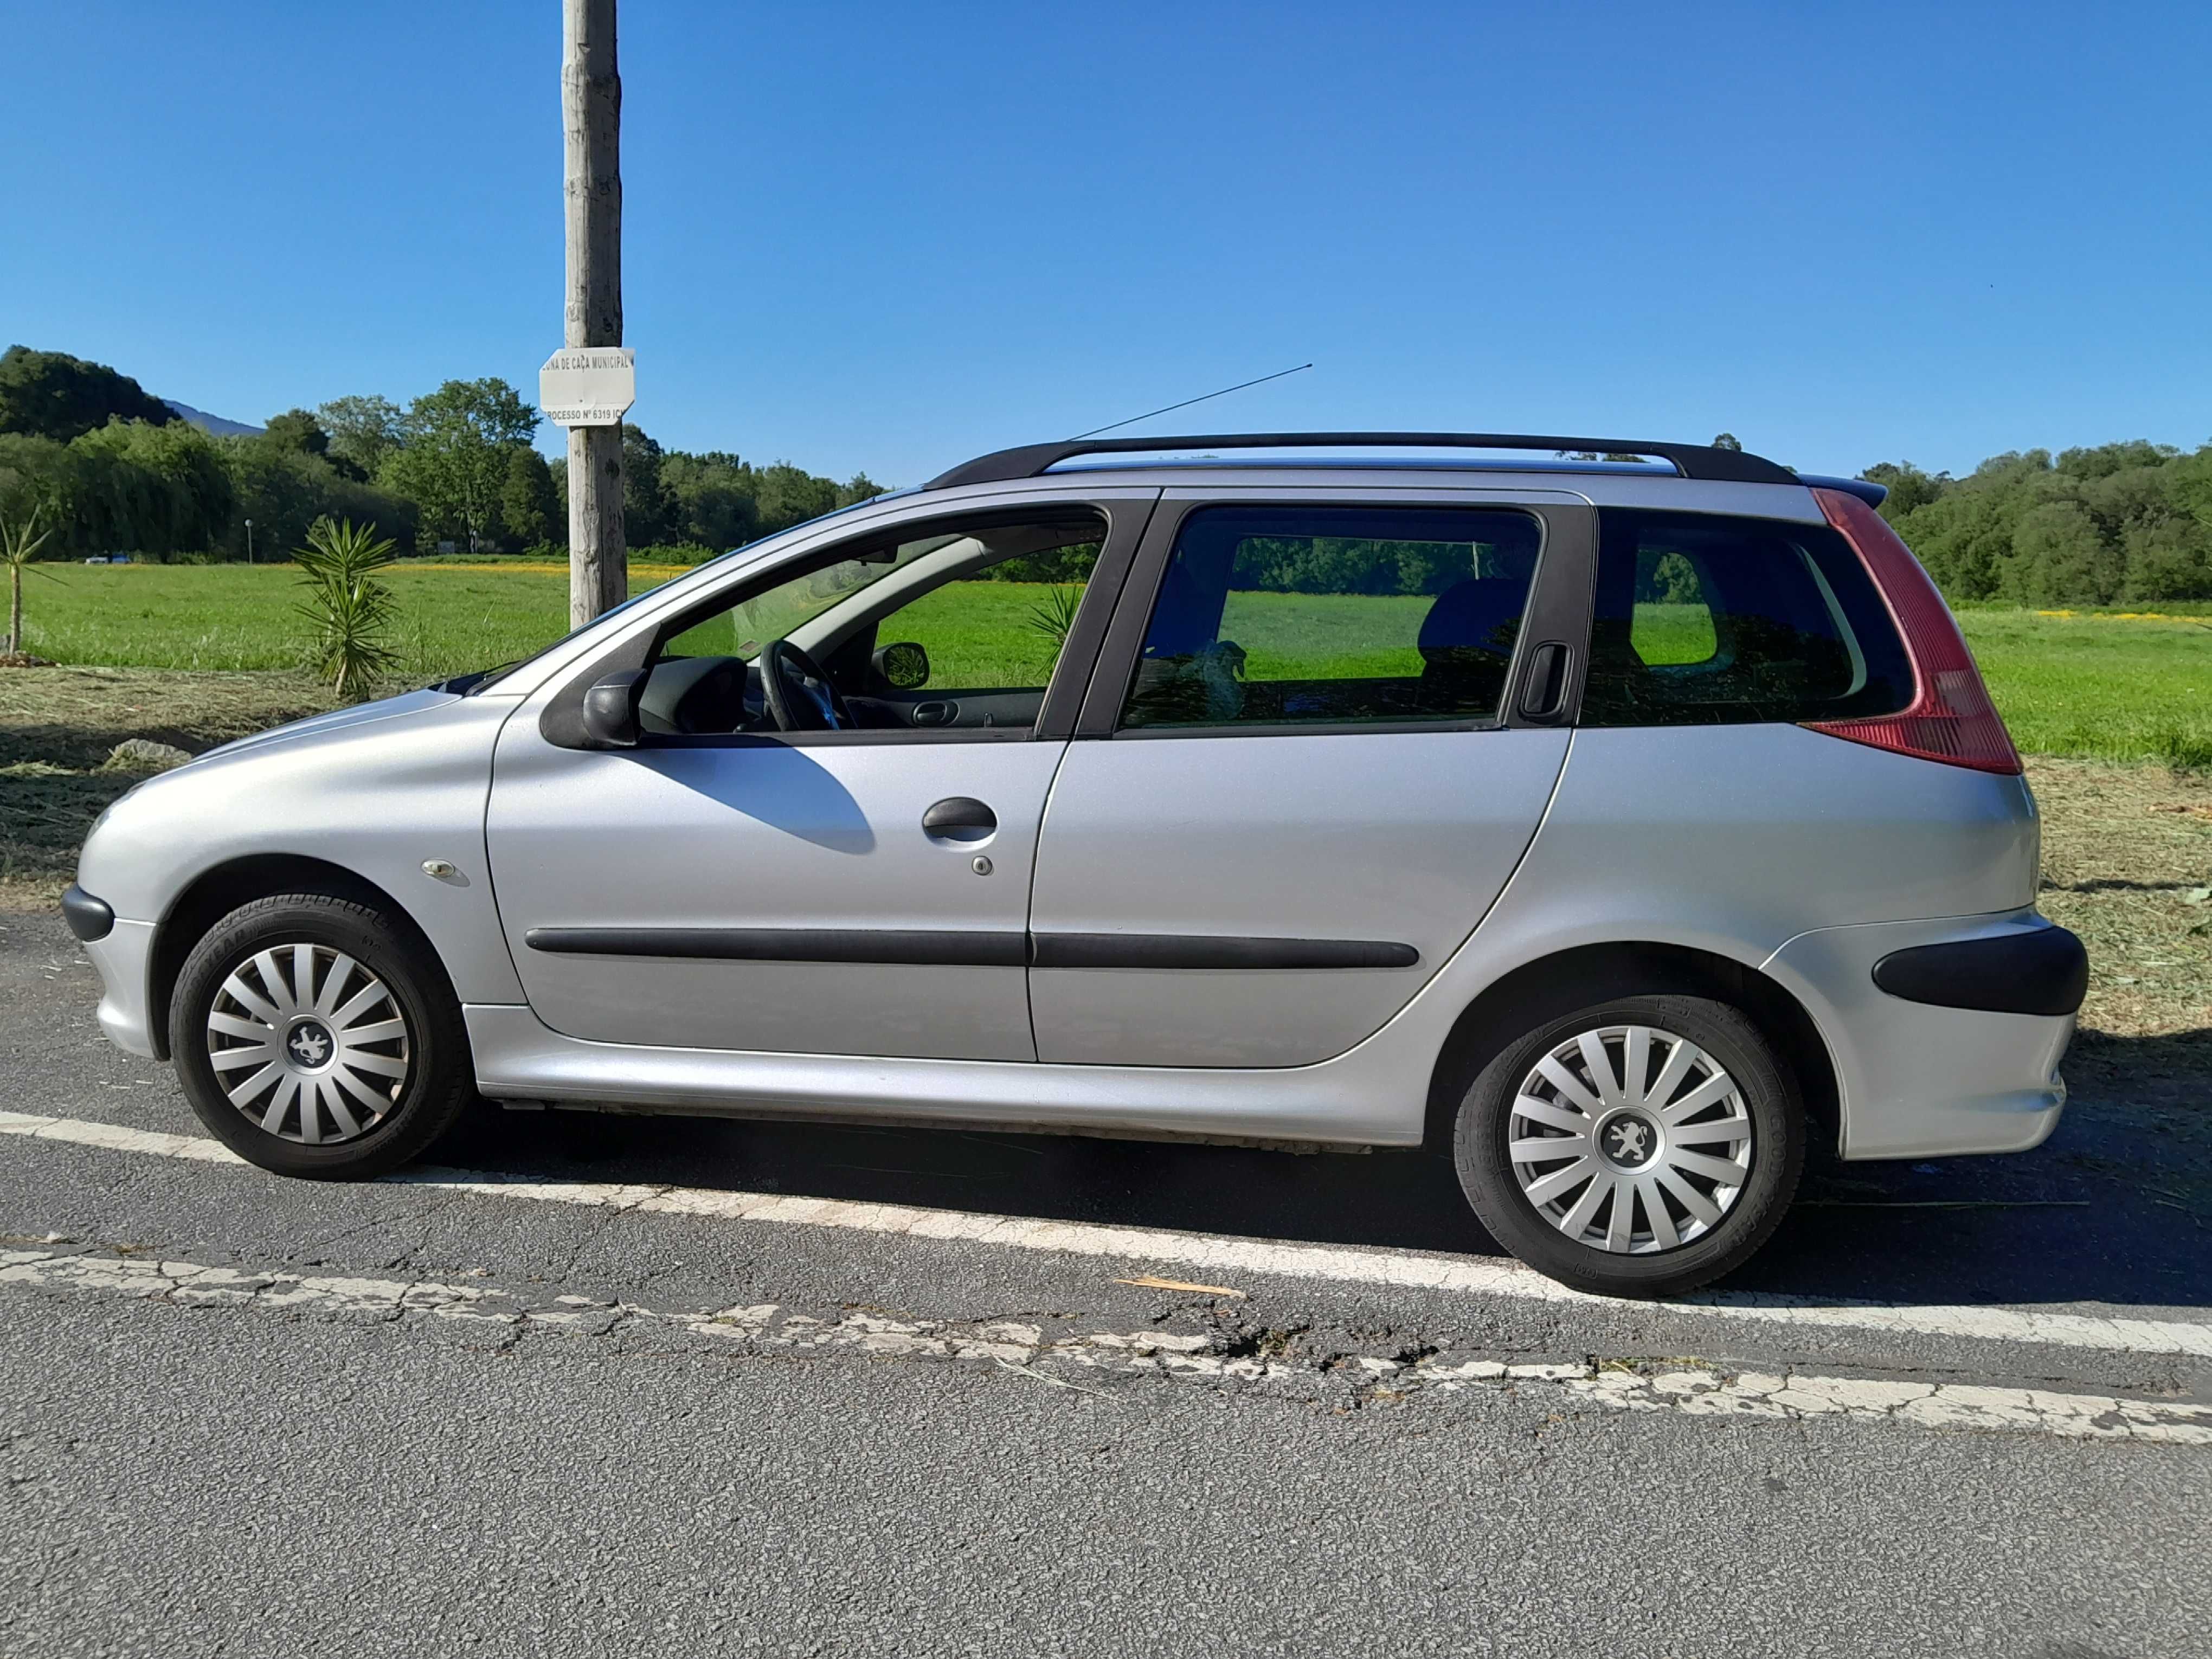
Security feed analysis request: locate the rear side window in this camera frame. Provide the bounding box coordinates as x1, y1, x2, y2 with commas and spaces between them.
1118, 505, 1541, 730
1580, 510, 1912, 726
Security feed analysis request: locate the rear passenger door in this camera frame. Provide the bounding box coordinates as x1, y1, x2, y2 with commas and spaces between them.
1027, 488, 1596, 1068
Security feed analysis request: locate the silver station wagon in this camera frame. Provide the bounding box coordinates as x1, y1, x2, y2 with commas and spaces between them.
65, 433, 2087, 1295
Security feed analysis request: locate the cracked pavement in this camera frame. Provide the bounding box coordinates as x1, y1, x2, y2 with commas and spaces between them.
2, 910, 2209, 1656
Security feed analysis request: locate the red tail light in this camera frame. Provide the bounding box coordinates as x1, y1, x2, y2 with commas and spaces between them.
1803, 486, 2021, 775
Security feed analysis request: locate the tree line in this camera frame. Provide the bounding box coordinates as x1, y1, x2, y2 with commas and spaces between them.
0, 345, 884, 564
1867, 441, 2212, 605
7, 346, 2209, 604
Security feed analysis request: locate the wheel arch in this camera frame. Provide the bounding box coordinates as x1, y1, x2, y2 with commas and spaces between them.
146, 854, 440, 1061
1421, 940, 1841, 1155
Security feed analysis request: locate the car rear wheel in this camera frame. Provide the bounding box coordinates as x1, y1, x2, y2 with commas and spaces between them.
1451, 994, 1804, 1297
171, 893, 475, 1179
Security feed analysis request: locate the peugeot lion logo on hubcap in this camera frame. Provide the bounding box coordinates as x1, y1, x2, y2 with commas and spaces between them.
287, 1023, 333, 1068
1604, 1116, 1656, 1167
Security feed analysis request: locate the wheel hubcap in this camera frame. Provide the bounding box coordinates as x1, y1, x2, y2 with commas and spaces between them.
1507, 1024, 1754, 1255
204, 944, 411, 1145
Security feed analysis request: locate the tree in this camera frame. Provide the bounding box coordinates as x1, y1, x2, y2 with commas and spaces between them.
1872, 440, 2212, 605
499, 445, 562, 548
316, 394, 406, 479
837, 472, 888, 509
1863, 461, 1950, 522
620, 423, 676, 545
1, 501, 57, 654
220, 434, 417, 563
292, 517, 400, 698
0, 432, 70, 526
0, 345, 176, 442
1710, 433, 1743, 452
379, 378, 539, 551
69, 418, 235, 557
2011, 500, 2113, 606
659, 450, 758, 549
262, 408, 331, 456
754, 461, 838, 535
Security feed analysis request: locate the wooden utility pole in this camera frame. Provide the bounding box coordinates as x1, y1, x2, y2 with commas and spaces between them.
563, 0, 626, 626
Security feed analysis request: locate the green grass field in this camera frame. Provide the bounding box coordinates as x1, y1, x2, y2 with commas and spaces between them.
13, 561, 2211, 765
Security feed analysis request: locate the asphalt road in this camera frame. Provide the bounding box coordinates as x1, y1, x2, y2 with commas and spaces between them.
2, 909, 2207, 1657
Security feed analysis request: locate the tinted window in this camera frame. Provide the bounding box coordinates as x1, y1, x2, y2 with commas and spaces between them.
1118, 506, 1541, 730
863, 540, 1099, 696
642, 512, 1106, 737
1580, 510, 1912, 726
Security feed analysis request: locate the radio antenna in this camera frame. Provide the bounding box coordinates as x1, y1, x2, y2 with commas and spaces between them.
1069, 363, 1314, 441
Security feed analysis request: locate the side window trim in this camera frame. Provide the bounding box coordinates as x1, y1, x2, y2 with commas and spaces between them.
1072, 492, 1598, 740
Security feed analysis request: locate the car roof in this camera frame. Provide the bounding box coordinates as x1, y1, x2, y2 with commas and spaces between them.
915, 432, 1887, 508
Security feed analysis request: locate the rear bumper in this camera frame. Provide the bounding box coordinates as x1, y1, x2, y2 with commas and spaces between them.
1763, 910, 2075, 1161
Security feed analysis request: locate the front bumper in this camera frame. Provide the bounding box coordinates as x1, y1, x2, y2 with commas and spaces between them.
1763, 911, 2075, 1161
77, 915, 160, 1059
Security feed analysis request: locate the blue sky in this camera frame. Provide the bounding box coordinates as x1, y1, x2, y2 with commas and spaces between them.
4, 1, 2207, 484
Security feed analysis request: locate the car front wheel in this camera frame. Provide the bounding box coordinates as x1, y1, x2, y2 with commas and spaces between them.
171, 893, 476, 1179
1451, 994, 1804, 1297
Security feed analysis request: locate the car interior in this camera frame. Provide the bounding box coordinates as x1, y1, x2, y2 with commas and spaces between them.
1121, 506, 1543, 729
633, 510, 1108, 737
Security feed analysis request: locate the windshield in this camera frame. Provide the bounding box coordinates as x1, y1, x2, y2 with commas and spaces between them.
462, 492, 929, 693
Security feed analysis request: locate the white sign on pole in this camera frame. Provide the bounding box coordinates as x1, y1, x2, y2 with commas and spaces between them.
539, 346, 636, 426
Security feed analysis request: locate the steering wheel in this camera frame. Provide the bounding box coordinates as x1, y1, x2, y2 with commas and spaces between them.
760, 639, 855, 732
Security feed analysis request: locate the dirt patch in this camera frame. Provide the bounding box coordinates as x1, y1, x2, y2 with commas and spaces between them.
2028, 757, 2212, 1046
0, 666, 337, 906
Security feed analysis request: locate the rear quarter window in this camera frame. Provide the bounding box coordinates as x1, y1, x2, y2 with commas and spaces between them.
1580, 509, 1912, 726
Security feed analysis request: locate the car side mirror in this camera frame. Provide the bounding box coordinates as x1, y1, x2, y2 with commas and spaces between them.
581, 670, 650, 749
874, 640, 930, 691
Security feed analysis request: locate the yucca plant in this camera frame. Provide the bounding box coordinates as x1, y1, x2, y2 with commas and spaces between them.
2, 503, 58, 657
1026, 582, 1084, 649
293, 516, 400, 699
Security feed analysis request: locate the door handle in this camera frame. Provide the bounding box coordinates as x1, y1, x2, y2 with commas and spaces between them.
1518, 642, 1572, 722
922, 797, 996, 839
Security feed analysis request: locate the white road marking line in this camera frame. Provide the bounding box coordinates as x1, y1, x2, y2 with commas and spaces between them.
3, 1245, 2206, 1445
5, 1108, 2209, 1360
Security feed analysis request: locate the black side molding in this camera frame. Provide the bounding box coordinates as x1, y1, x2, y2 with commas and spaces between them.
61, 885, 114, 943
1872, 927, 2087, 1018
1031, 934, 1418, 971
526, 928, 1027, 967
525, 927, 1420, 972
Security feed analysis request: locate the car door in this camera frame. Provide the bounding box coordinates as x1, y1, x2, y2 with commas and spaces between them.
1027, 486, 1594, 1067
485, 491, 1155, 1060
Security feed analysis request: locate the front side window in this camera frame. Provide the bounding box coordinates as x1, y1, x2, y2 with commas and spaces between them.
1117, 506, 1542, 730
1581, 510, 1912, 726
641, 511, 1106, 736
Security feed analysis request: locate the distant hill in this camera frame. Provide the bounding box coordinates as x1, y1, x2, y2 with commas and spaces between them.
162, 398, 262, 437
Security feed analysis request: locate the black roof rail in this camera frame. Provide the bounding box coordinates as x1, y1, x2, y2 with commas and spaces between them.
924, 431, 1802, 491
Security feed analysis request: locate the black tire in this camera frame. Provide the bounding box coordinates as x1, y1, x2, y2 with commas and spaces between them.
170, 893, 476, 1179
1450, 993, 1803, 1297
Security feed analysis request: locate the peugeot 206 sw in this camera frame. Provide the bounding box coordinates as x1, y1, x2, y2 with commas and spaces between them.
65, 433, 2087, 1296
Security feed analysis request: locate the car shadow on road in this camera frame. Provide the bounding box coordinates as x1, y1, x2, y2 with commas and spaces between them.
441, 1026, 2211, 1314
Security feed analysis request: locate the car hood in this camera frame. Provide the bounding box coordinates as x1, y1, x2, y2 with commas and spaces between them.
195, 688, 461, 763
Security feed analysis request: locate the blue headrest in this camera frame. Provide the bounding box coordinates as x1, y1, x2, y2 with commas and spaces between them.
1418, 578, 1524, 662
